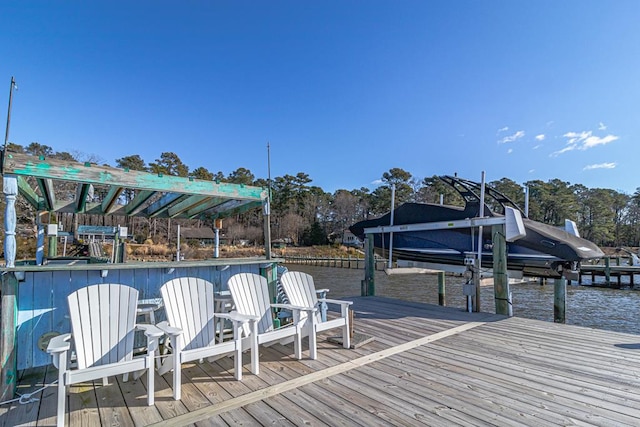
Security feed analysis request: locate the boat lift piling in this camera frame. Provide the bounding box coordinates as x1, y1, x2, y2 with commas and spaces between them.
438, 271, 446, 306
554, 277, 567, 323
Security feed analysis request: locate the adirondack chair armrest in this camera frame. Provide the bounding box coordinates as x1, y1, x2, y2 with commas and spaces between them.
46, 333, 71, 354
136, 323, 164, 339
216, 311, 259, 324
318, 298, 353, 307
156, 320, 183, 337
272, 303, 317, 314
315, 288, 330, 294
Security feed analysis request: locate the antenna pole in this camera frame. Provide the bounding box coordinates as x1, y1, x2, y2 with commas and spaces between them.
264, 142, 272, 259
4, 76, 16, 149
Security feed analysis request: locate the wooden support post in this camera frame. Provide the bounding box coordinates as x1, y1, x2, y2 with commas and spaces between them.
438, 271, 446, 306
36, 212, 45, 265
362, 236, 375, 296
263, 199, 272, 260
0, 273, 18, 401
48, 235, 57, 257
1, 175, 18, 401
604, 257, 611, 286
554, 277, 566, 323
492, 225, 511, 316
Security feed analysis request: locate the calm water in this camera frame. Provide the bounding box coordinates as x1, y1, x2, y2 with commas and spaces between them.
285, 264, 640, 336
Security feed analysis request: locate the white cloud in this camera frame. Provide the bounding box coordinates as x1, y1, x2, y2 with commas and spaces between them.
528, 169, 535, 173
583, 134, 619, 148
371, 179, 383, 185
533, 144, 542, 150
598, 122, 607, 130
498, 130, 525, 144
497, 126, 509, 134
583, 162, 617, 170
535, 134, 545, 141
507, 148, 513, 154
551, 130, 619, 156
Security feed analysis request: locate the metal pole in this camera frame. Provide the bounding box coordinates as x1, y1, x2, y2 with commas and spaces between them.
176, 224, 181, 261
475, 171, 486, 312
387, 184, 396, 269
524, 186, 529, 218
264, 143, 272, 260
4, 77, 16, 150
214, 227, 220, 258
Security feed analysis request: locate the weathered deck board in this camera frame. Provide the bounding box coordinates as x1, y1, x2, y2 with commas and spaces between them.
2, 295, 640, 426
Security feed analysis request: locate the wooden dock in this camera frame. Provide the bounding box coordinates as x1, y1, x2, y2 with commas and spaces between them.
283, 255, 387, 270
2, 296, 640, 426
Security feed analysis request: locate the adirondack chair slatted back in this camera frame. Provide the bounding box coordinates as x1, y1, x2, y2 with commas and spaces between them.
160, 277, 216, 351
279, 271, 320, 323
227, 273, 274, 335
68, 284, 139, 370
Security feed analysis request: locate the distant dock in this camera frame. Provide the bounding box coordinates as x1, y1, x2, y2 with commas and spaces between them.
283, 255, 387, 270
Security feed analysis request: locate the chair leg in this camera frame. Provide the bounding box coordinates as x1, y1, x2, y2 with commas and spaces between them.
307, 320, 317, 360
250, 326, 259, 375
173, 335, 181, 400
56, 356, 67, 427
147, 349, 155, 405
343, 322, 351, 349
234, 336, 243, 381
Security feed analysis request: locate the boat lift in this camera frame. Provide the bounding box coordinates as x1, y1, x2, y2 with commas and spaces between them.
363, 205, 526, 313
363, 172, 526, 314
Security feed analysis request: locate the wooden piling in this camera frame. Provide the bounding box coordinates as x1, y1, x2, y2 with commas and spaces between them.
554, 277, 566, 323
492, 225, 510, 316
438, 271, 446, 306
362, 236, 375, 296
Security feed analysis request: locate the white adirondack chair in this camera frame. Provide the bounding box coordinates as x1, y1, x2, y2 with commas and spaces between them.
280, 271, 353, 357
227, 273, 316, 375
157, 277, 256, 400
47, 284, 162, 427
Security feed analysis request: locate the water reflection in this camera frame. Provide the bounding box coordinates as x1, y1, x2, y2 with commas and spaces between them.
285, 264, 640, 336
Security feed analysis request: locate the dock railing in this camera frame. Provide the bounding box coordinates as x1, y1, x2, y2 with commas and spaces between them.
283, 255, 387, 270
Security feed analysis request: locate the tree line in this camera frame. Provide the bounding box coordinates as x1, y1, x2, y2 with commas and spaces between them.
5, 142, 640, 250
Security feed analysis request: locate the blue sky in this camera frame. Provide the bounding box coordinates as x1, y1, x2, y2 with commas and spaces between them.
2, 1, 639, 194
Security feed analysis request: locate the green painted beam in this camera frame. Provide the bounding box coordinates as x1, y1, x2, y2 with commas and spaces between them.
75, 183, 92, 212
125, 190, 155, 215
168, 195, 210, 218
145, 193, 187, 218
3, 151, 265, 200
184, 196, 226, 218
36, 178, 55, 211
17, 176, 40, 209
101, 186, 124, 214
4, 151, 267, 219
209, 200, 263, 219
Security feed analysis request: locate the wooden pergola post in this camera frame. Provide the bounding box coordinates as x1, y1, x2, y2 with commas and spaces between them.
1, 174, 18, 401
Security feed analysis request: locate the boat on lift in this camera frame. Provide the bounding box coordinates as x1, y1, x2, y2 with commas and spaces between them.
349, 175, 604, 279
